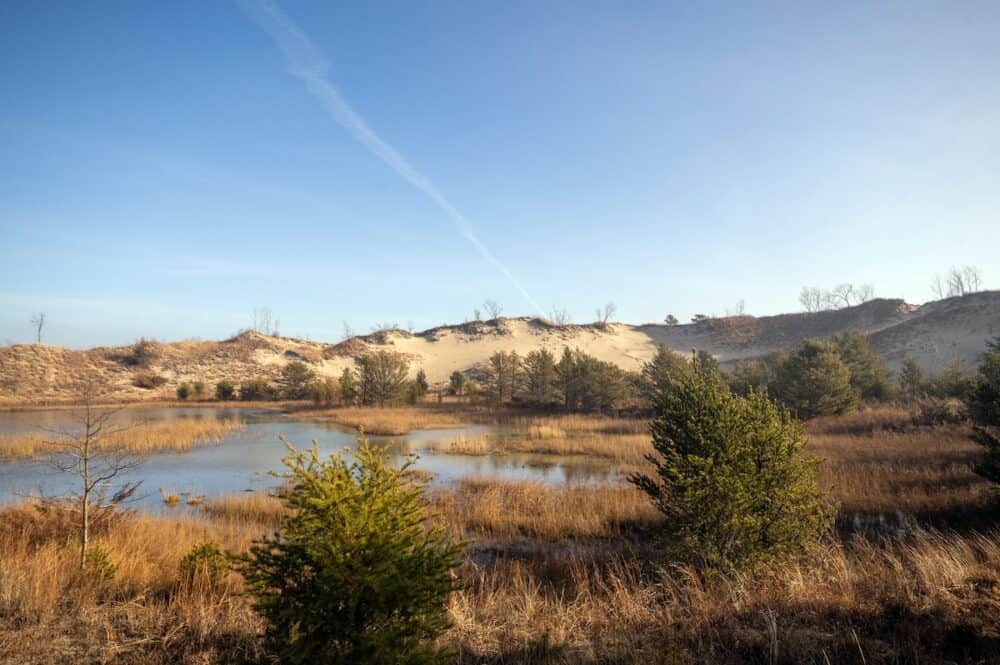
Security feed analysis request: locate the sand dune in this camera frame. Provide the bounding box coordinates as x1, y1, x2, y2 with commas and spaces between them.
2, 292, 998, 404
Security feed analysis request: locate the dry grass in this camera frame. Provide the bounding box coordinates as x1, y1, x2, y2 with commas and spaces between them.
430, 479, 661, 541
308, 405, 477, 435
0, 419, 244, 459
2, 405, 999, 663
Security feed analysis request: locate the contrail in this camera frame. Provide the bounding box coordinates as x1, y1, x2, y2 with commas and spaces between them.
239, 0, 542, 315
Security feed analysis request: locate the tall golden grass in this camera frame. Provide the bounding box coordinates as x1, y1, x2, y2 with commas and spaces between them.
0, 419, 244, 459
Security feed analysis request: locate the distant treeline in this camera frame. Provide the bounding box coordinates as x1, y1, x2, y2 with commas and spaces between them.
193, 331, 983, 421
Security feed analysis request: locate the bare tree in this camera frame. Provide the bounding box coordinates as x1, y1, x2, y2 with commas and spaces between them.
483, 300, 503, 320
726, 299, 746, 316
30, 313, 46, 344
595, 301, 617, 326
963, 265, 984, 293
799, 287, 825, 312
406, 320, 416, 333
549, 306, 570, 326
473, 309, 481, 322
930, 274, 945, 299
370, 322, 399, 333
41, 385, 141, 570
825, 284, 855, 309
252, 307, 275, 335
855, 284, 876, 303
342, 321, 355, 340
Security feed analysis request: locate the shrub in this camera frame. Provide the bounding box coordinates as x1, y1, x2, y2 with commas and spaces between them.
240, 378, 275, 401
969, 337, 1000, 483
773, 340, 858, 418
630, 360, 832, 571
83, 543, 117, 584
415, 369, 429, 396
897, 359, 926, 399
449, 370, 466, 396
309, 377, 336, 406
176, 382, 191, 400
338, 367, 357, 405
191, 381, 206, 399
179, 541, 230, 589
133, 371, 168, 389
215, 380, 235, 401
927, 360, 976, 399
243, 441, 463, 663
123, 337, 158, 367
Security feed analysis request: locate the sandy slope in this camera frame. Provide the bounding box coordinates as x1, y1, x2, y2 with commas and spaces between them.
2, 292, 998, 404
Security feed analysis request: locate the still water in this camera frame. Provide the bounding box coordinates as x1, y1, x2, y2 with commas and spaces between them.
0, 407, 613, 511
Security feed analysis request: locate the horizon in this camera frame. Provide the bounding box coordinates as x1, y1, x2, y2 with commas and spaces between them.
3, 1, 999, 347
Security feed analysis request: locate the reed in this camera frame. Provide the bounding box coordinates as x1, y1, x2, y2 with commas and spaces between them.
0, 419, 244, 459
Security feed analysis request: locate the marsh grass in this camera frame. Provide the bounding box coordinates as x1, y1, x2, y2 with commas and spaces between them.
0, 419, 245, 459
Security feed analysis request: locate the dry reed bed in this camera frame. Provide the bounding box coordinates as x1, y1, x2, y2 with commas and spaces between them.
0, 419, 245, 459
2, 495, 999, 663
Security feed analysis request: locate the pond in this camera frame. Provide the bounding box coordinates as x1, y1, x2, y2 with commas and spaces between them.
0, 407, 615, 511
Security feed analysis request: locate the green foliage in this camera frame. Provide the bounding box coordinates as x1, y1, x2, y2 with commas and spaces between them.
927, 360, 976, 400
485, 351, 521, 404
215, 380, 235, 401
176, 382, 191, 400
179, 541, 230, 589
448, 371, 466, 396
556, 348, 626, 413
337, 368, 357, 405
415, 369, 429, 396
969, 337, 1000, 483
83, 544, 117, 584
309, 377, 337, 406
356, 351, 410, 407
639, 345, 690, 405
897, 359, 926, 399
831, 331, 892, 400
191, 381, 206, 399
240, 378, 275, 401
243, 441, 464, 664
773, 340, 858, 418
630, 361, 832, 571
281, 361, 316, 400
523, 349, 558, 405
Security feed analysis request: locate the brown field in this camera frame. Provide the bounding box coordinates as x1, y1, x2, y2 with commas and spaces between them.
0, 419, 245, 459
1, 404, 998, 663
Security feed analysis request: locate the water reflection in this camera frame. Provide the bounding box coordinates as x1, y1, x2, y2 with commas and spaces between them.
0, 407, 615, 511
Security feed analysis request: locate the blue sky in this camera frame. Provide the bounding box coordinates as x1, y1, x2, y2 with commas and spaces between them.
2, 1, 998, 347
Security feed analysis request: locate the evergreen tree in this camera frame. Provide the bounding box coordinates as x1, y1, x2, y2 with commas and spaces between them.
897, 359, 926, 399
338, 367, 357, 406
448, 371, 466, 396
969, 337, 1000, 483
831, 331, 892, 400
774, 340, 858, 418
415, 369, 429, 396
280, 361, 316, 400
243, 441, 463, 663
356, 351, 410, 407
630, 361, 832, 571
639, 345, 690, 405
523, 349, 558, 404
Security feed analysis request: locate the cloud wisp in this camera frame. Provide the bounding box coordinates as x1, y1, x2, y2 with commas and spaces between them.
239, 0, 542, 315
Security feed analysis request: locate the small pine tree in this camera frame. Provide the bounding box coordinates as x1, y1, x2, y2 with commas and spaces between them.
176, 382, 191, 400
243, 441, 463, 663
338, 367, 357, 406
415, 369, 429, 396
449, 371, 466, 396
639, 345, 690, 406
774, 340, 858, 418
969, 338, 1000, 483
631, 359, 832, 571
897, 359, 926, 399
280, 361, 316, 400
